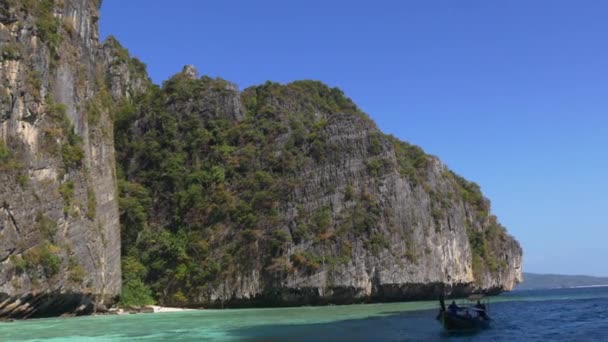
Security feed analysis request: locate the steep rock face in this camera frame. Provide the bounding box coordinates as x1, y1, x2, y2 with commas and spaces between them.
215, 82, 522, 305
117, 74, 522, 308
0, 0, 121, 318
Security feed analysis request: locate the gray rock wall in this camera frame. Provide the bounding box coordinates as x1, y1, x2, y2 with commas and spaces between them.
123, 80, 523, 308
0, 0, 120, 318
202, 106, 522, 307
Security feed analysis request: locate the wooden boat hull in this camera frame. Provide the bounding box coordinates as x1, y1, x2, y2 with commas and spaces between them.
439, 311, 491, 332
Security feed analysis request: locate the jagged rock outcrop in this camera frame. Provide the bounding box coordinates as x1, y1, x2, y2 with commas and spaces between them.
116, 72, 522, 308
0, 0, 122, 318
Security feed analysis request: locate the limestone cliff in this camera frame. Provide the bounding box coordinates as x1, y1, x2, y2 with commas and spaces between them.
0, 0, 522, 316
0, 0, 121, 318
116, 70, 523, 308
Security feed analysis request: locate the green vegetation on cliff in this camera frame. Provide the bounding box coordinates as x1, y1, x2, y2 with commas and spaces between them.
0, 140, 12, 166
113, 68, 515, 305
4, 0, 63, 57
448, 171, 509, 282
114, 75, 397, 305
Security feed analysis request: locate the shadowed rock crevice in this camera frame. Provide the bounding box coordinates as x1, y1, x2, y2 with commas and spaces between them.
0, 291, 101, 319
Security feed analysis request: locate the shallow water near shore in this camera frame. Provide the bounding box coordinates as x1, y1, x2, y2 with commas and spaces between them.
2, 287, 608, 341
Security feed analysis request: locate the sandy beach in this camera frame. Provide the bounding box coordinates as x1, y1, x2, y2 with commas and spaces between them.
149, 306, 195, 313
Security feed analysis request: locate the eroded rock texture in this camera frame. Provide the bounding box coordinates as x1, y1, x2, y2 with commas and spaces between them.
0, 0, 123, 318
117, 73, 522, 308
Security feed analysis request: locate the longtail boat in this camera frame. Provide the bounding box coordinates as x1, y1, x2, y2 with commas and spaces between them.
436, 294, 492, 333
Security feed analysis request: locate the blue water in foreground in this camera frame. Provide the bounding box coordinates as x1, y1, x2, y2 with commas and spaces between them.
2, 287, 608, 341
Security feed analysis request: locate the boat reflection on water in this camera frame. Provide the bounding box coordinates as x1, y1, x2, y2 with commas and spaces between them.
436, 294, 492, 333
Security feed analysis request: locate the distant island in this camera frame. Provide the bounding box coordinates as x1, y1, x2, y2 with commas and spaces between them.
515, 273, 608, 290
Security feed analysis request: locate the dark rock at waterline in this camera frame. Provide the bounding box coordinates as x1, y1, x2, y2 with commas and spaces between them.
0, 291, 106, 319
201, 282, 504, 309
95, 303, 109, 314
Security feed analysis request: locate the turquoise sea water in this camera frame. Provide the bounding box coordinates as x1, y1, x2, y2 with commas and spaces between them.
2, 287, 608, 341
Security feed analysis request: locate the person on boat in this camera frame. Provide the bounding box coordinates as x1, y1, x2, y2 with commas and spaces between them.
475, 300, 489, 320
448, 300, 459, 313
439, 295, 446, 312
436, 295, 446, 320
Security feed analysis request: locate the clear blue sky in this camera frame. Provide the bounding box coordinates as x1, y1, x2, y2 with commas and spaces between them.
100, 1, 608, 277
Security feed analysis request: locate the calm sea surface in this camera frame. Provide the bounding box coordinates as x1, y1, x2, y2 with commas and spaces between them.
2, 287, 608, 341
